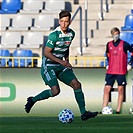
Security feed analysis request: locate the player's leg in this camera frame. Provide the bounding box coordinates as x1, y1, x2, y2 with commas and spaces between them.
70, 78, 86, 115
102, 74, 115, 108
116, 74, 127, 113
102, 85, 112, 108
116, 86, 124, 113
25, 68, 60, 113
32, 68, 60, 102
69, 78, 98, 120
58, 67, 98, 120
58, 67, 86, 114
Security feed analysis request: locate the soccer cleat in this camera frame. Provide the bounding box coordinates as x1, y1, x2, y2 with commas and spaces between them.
81, 111, 98, 121
99, 111, 102, 114
25, 97, 35, 113
116, 111, 120, 114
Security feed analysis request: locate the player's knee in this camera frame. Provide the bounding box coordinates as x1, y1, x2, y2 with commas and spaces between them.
104, 87, 111, 94
73, 81, 81, 90
118, 88, 124, 95
51, 89, 60, 97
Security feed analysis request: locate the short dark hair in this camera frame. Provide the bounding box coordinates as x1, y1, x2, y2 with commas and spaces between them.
111, 27, 120, 34
59, 10, 71, 20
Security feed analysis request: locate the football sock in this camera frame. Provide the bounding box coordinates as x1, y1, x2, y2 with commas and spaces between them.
32, 89, 53, 103
74, 89, 86, 114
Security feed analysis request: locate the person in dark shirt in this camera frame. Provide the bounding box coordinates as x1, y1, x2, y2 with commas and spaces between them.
102, 27, 133, 114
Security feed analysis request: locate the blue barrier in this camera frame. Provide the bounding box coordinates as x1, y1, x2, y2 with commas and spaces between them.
8, 49, 33, 67
0, 49, 10, 66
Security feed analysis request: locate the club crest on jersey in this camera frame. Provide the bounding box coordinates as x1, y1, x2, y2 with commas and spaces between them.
47, 39, 53, 45
109, 47, 113, 50
119, 47, 122, 50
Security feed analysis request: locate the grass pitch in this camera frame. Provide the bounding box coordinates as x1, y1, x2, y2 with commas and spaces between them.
0, 115, 133, 133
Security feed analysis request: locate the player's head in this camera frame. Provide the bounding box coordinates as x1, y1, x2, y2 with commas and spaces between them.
59, 10, 71, 20
111, 27, 120, 42
59, 10, 71, 33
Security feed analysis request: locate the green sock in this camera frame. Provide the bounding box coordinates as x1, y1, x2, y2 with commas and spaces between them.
74, 89, 86, 114
32, 89, 53, 103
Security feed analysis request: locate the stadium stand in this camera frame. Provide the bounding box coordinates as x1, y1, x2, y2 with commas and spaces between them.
100, 60, 108, 67
0, 32, 21, 48
20, 32, 44, 48
0, 15, 10, 31
0, 49, 10, 67
120, 32, 133, 45
121, 9, 133, 31
41, 0, 65, 13
0, 0, 22, 14
0, 0, 132, 67
30, 14, 54, 31
120, 8, 133, 55
69, 0, 133, 57
8, 14, 32, 31
127, 51, 132, 62
100, 53, 108, 67
8, 49, 33, 67
19, 0, 43, 14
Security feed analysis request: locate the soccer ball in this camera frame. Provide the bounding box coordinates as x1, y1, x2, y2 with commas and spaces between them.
102, 106, 113, 114
58, 108, 74, 123
129, 107, 133, 114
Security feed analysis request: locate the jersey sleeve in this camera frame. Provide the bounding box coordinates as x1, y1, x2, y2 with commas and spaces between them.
45, 32, 57, 49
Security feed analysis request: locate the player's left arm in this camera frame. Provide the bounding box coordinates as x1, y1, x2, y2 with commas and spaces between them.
64, 48, 73, 68
125, 42, 133, 65
64, 29, 75, 66
129, 44, 133, 65
105, 42, 109, 62
64, 49, 69, 62
124, 42, 133, 71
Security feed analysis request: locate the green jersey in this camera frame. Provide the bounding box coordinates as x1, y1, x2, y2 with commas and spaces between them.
42, 26, 75, 66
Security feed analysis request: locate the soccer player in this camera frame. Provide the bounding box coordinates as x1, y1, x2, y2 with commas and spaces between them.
25, 10, 98, 120
102, 27, 133, 114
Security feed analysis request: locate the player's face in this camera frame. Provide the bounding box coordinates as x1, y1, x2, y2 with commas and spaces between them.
59, 16, 71, 33
112, 31, 120, 42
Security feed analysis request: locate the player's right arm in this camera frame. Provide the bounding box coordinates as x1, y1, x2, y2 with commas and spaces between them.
44, 47, 72, 67
44, 33, 72, 68
124, 42, 133, 65
106, 42, 109, 62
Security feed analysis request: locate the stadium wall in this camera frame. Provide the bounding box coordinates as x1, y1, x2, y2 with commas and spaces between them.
0, 68, 133, 116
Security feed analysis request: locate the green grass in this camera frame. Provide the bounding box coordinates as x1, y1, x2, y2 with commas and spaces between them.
0, 115, 133, 133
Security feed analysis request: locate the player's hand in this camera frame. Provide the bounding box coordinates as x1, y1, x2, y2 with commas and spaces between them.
61, 60, 72, 68
127, 64, 132, 71
106, 65, 108, 69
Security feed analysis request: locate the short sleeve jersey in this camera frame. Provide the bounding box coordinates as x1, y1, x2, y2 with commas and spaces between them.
43, 26, 75, 65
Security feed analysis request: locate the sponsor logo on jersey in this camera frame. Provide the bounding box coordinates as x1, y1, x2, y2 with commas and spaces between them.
65, 41, 71, 45
59, 33, 73, 38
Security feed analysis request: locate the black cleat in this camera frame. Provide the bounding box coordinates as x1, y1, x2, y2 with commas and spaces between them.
25, 97, 35, 113
116, 111, 120, 114
99, 111, 102, 114
81, 111, 98, 121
